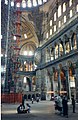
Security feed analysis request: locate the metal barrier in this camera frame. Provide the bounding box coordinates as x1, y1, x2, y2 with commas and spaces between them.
1, 93, 23, 103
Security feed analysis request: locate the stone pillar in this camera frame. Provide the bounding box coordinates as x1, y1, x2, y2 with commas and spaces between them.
49, 47, 52, 61
41, 69, 46, 100
30, 76, 32, 91
69, 38, 72, 50
52, 71, 55, 96
65, 66, 71, 100
23, 60, 25, 71
58, 44, 60, 57
58, 68, 61, 94
76, 33, 78, 49
53, 47, 55, 60
75, 61, 78, 102
50, 68, 54, 99
63, 41, 66, 54
47, 47, 50, 62
36, 70, 41, 92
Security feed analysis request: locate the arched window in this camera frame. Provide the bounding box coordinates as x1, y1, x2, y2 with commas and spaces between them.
38, 0, 42, 5
33, 0, 37, 6
69, 0, 72, 7
77, 4, 78, 12
63, 2, 66, 12
43, 0, 47, 2
16, 2, 20, 7
58, 5, 61, 17
54, 12, 56, 21
46, 32, 49, 39
22, 0, 26, 8
50, 20, 52, 26
58, 21, 61, 28
70, 10, 73, 18
50, 29, 52, 35
64, 16, 66, 23
27, 0, 32, 7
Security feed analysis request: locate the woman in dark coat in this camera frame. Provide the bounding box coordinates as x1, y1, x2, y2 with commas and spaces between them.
62, 95, 68, 117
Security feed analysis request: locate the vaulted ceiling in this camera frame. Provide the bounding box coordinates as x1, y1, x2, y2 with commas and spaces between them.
1, 0, 55, 56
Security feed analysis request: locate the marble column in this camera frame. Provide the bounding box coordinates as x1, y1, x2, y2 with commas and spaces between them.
63, 41, 66, 54
76, 33, 78, 49
75, 61, 78, 102
65, 66, 71, 100
53, 47, 55, 60
58, 43, 60, 57
69, 38, 72, 50
58, 68, 61, 94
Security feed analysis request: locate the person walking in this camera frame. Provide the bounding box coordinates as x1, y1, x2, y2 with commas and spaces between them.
71, 95, 76, 113
57, 95, 63, 115
31, 97, 34, 104
62, 95, 68, 118
22, 95, 25, 108
54, 96, 59, 113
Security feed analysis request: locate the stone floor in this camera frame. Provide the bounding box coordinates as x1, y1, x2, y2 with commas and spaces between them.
1, 100, 78, 120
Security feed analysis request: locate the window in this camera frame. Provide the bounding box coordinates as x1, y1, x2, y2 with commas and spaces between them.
33, 0, 37, 6
58, 21, 61, 28
54, 12, 56, 21
29, 51, 33, 56
69, 0, 72, 7
43, 0, 47, 2
50, 20, 52, 26
11, 1, 14, 7
24, 77, 27, 83
46, 32, 49, 39
24, 34, 27, 39
22, 0, 26, 8
77, 4, 78, 12
38, 0, 42, 5
5, 0, 8, 5
24, 51, 27, 55
16, 2, 20, 7
50, 29, 52, 35
13, 36, 16, 40
64, 16, 66, 23
27, 0, 32, 7
58, 5, 61, 17
63, 3, 66, 12
54, 25, 56, 32
70, 10, 73, 18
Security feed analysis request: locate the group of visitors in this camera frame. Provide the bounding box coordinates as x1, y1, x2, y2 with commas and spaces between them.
17, 103, 31, 114
54, 94, 76, 118
17, 95, 40, 113
17, 96, 31, 114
